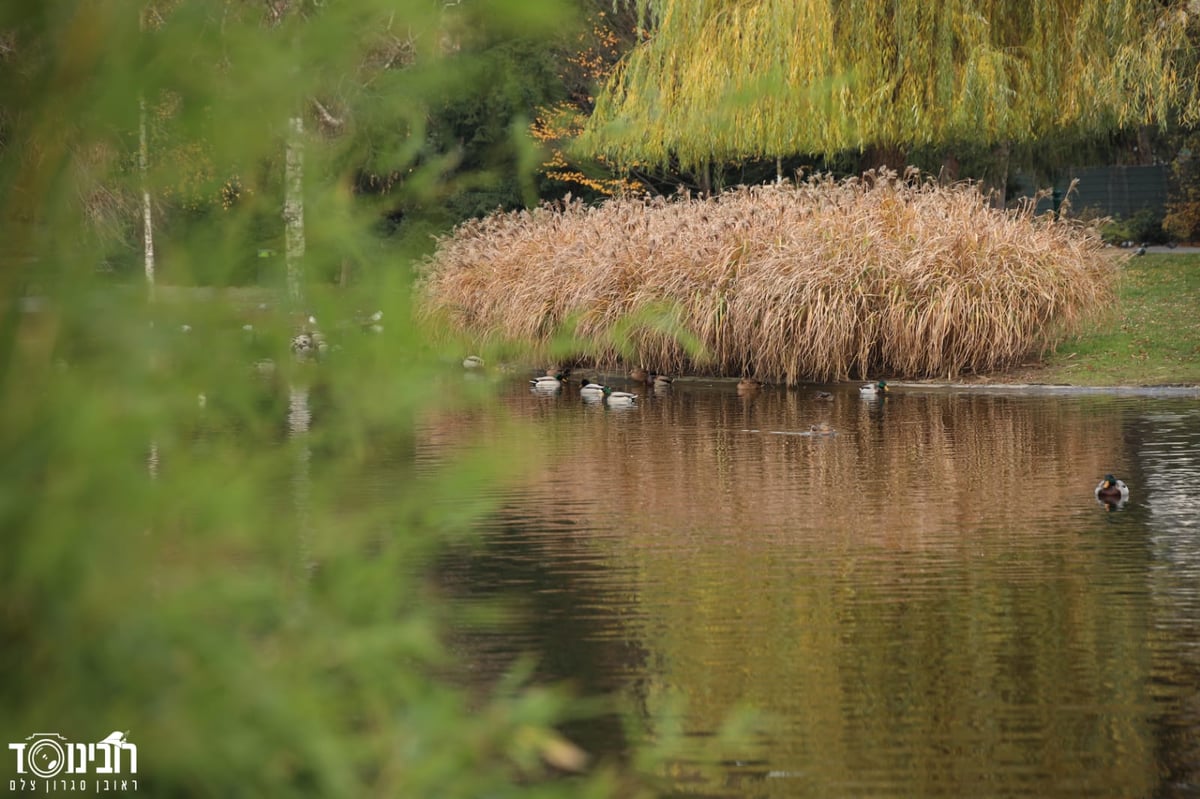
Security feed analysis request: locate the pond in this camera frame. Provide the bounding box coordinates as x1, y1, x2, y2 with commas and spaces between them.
420, 376, 1200, 798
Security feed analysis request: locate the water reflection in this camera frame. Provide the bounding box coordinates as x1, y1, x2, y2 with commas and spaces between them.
421, 379, 1200, 798
1138, 406, 1200, 799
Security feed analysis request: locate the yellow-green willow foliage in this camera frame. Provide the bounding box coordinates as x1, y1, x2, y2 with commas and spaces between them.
583, 0, 1198, 170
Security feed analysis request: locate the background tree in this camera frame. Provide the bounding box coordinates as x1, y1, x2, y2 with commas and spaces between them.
0, 1, 640, 795
529, 0, 648, 200
581, 0, 1200, 189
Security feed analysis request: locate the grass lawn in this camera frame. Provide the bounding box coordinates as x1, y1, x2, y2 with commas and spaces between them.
980, 252, 1200, 386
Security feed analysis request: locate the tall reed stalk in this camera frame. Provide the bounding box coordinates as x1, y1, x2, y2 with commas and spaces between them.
421, 171, 1113, 382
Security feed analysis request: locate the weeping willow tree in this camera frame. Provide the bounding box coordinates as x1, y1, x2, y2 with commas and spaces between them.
581, 0, 1200, 172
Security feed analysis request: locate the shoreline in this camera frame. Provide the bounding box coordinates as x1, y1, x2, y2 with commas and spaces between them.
886, 381, 1200, 396
552, 371, 1200, 395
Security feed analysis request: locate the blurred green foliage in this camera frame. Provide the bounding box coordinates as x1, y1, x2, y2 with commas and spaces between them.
0, 1, 641, 795
1099, 209, 1170, 246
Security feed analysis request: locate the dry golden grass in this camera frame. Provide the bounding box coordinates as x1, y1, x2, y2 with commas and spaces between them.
419, 171, 1112, 383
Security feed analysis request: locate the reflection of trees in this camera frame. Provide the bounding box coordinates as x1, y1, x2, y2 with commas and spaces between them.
436, 511, 646, 762
1136, 406, 1200, 797
418, 384, 1189, 796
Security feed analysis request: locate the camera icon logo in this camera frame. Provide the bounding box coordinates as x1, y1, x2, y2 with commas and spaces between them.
23, 733, 68, 779
8, 729, 136, 779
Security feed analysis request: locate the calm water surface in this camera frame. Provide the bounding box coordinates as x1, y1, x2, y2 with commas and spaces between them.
419, 377, 1200, 798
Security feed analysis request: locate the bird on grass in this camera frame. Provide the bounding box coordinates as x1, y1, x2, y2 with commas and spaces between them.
1095, 474, 1130, 505
602, 386, 638, 406
860, 380, 889, 396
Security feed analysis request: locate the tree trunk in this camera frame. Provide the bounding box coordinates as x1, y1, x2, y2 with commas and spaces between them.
284, 117, 312, 595
139, 94, 155, 298
140, 93, 159, 479
985, 141, 1011, 208
284, 115, 305, 307
938, 152, 960, 184
1136, 125, 1153, 165
859, 144, 907, 175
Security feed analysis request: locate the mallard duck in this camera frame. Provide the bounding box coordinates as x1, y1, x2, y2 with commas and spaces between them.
462, 355, 484, 369
579, 379, 606, 397
813, 390, 834, 401
650, 372, 673, 386
530, 373, 565, 391
291, 333, 313, 354
808, 422, 836, 436
737, 377, 762, 393
1095, 474, 1130, 503
360, 309, 384, 333
860, 380, 889, 396
603, 386, 638, 406
546, 366, 573, 379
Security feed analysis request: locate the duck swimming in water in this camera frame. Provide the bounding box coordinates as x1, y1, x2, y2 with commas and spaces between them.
530, 373, 566, 391
860, 380, 889, 396
1095, 474, 1130, 504
602, 386, 638, 406
579, 379, 606, 397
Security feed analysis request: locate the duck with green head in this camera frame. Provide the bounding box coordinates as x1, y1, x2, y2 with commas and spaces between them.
602, 386, 638, 406
1095, 474, 1130, 504
531, 372, 566, 391
860, 380, 889, 396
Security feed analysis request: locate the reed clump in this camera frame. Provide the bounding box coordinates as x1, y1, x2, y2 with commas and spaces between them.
420, 171, 1112, 383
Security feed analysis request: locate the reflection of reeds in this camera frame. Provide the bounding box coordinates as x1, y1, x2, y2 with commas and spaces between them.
421, 173, 1111, 383
417, 387, 1151, 797
419, 386, 1123, 552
